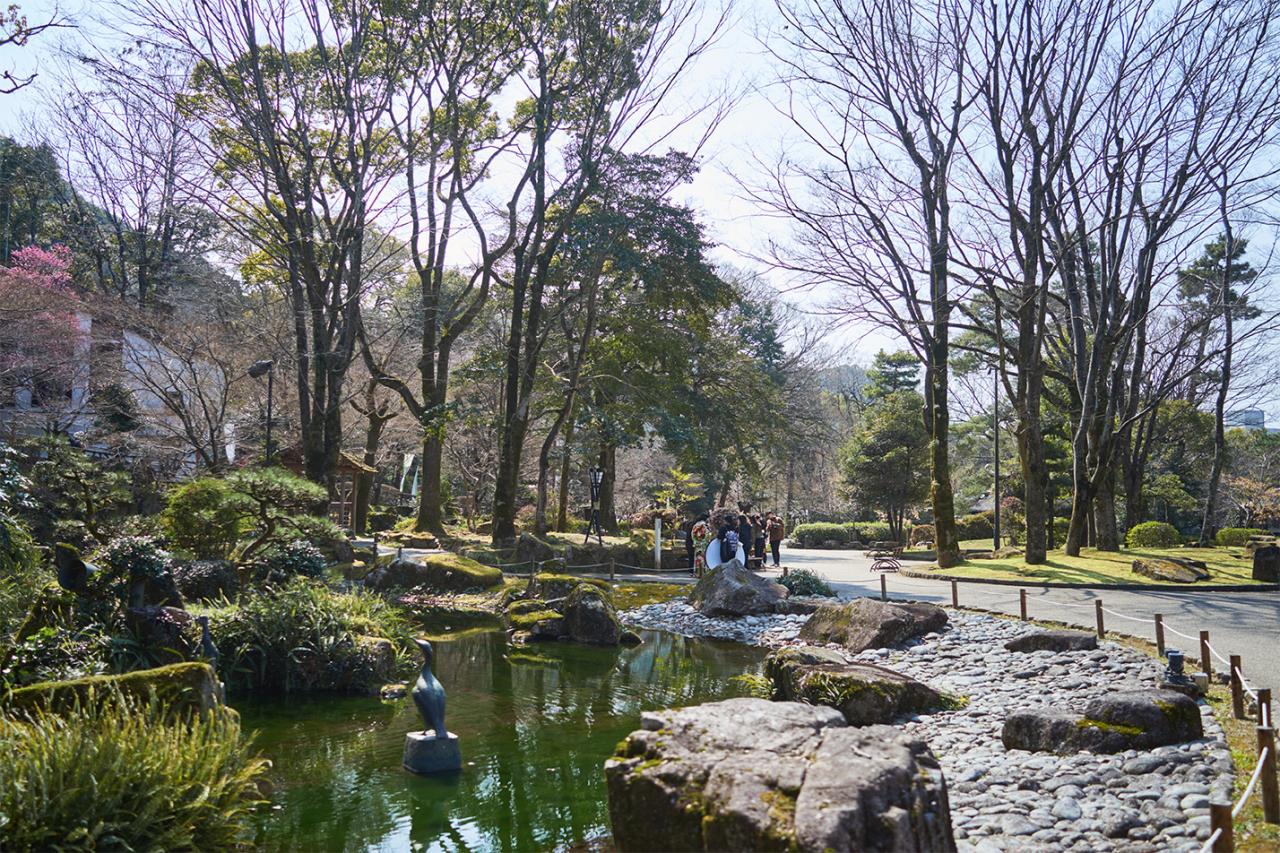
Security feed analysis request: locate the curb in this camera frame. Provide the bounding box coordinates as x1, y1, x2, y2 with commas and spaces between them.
899, 568, 1279, 593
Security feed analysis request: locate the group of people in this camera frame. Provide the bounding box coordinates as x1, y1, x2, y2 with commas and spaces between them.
683, 510, 785, 576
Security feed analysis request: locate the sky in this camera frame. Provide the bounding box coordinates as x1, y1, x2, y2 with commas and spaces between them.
0, 0, 1273, 424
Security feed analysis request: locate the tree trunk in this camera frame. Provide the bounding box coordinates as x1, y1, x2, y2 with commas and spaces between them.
1094, 469, 1119, 550
598, 443, 617, 533
925, 359, 960, 568
1017, 397, 1049, 563
555, 415, 576, 532
414, 433, 446, 534
1200, 249, 1235, 545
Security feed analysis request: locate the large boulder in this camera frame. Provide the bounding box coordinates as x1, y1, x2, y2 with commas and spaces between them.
562, 583, 623, 645
514, 533, 558, 565
1131, 558, 1210, 583
765, 647, 947, 725
1253, 545, 1280, 582
799, 599, 948, 653
531, 572, 610, 601
606, 697, 955, 852
688, 561, 788, 617
171, 559, 240, 602
1002, 689, 1203, 754
365, 553, 503, 592
1004, 629, 1098, 653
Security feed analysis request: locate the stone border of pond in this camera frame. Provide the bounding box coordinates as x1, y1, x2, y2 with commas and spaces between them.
619, 599, 1234, 851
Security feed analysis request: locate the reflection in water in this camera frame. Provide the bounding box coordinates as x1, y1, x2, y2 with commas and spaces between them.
240, 629, 766, 852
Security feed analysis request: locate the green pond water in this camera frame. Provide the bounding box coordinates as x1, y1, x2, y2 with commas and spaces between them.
237, 628, 767, 852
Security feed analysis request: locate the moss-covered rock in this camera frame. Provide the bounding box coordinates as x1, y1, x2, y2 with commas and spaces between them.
605, 697, 955, 852
1131, 558, 1209, 583
1001, 689, 1203, 754
365, 553, 502, 592
562, 583, 623, 645
765, 647, 946, 725
798, 598, 948, 653
4, 662, 224, 718
532, 572, 610, 601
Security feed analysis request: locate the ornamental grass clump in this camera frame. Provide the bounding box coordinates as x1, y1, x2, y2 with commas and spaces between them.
0, 691, 268, 850
212, 577, 411, 693
779, 568, 835, 597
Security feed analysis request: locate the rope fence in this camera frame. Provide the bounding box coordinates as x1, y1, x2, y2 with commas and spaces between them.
884, 572, 1280, 852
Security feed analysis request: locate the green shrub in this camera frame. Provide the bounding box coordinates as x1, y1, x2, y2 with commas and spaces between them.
0, 513, 46, 638
1125, 521, 1183, 549
2, 624, 111, 688
792, 523, 849, 547
779, 568, 835, 597
1053, 517, 1071, 544
0, 690, 267, 850
162, 478, 246, 559
251, 539, 327, 583
856, 522, 893, 543
1215, 527, 1267, 547
956, 512, 995, 542
211, 577, 409, 693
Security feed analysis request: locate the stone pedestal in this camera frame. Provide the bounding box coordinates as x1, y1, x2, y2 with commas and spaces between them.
403, 731, 462, 774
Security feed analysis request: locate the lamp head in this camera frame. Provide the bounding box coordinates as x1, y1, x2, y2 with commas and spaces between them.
248, 359, 275, 379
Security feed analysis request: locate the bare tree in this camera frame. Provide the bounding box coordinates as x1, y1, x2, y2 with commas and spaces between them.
756, 0, 977, 566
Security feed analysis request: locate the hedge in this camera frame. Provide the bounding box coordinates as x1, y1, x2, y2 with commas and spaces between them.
1215, 527, 1266, 547
791, 523, 850, 547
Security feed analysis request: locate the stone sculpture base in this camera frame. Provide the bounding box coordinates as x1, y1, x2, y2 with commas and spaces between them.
404, 731, 462, 774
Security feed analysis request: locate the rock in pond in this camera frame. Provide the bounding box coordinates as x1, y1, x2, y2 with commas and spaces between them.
506, 580, 630, 646
606, 697, 955, 852
1002, 689, 1203, 754
366, 553, 503, 592
1004, 629, 1098, 653
1131, 557, 1210, 583
765, 647, 947, 725
688, 561, 789, 617
799, 598, 948, 653
562, 583, 624, 645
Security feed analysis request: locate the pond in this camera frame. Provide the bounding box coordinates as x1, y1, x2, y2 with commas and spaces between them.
238, 628, 768, 852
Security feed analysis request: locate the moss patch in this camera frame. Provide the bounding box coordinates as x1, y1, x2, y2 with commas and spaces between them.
4, 662, 223, 719
611, 582, 688, 611
507, 609, 562, 631
1075, 718, 1144, 736
421, 553, 502, 588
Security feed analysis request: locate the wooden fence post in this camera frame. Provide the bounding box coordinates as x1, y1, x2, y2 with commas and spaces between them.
951, 579, 958, 608
1258, 725, 1279, 824
880, 573, 887, 602
1095, 600, 1105, 638
1200, 631, 1213, 676
1230, 655, 1245, 719
1019, 589, 1028, 621
1210, 801, 1234, 852
609, 559, 616, 582
1154, 614, 1165, 657
1259, 688, 1273, 729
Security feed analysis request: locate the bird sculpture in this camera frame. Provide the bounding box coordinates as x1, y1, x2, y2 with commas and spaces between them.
197, 615, 219, 669
54, 543, 96, 593
411, 638, 448, 739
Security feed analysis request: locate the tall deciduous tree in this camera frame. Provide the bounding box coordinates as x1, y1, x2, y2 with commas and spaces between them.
760, 0, 974, 566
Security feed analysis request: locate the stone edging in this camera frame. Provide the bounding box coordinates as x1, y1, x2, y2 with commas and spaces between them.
899, 567, 1279, 593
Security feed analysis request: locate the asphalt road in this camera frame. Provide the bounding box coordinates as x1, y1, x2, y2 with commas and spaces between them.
770, 547, 1280, 697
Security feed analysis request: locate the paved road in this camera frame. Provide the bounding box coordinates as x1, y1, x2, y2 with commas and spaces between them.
768, 547, 1280, 697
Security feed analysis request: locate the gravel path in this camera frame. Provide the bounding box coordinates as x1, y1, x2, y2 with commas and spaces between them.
621, 600, 1232, 852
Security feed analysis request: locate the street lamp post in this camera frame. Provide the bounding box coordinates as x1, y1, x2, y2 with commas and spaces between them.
585, 466, 605, 545
993, 368, 1000, 551
248, 359, 275, 465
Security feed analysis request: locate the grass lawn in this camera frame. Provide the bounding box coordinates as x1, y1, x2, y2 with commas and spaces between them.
913, 546, 1258, 586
